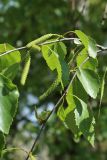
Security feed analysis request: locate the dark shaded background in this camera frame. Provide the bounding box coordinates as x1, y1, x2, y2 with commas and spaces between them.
0, 0, 107, 159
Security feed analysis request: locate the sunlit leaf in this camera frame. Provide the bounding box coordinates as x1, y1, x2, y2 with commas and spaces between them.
75, 30, 88, 48
0, 43, 21, 79
57, 104, 66, 122
2, 63, 19, 80
54, 42, 69, 86
0, 43, 21, 69
74, 96, 95, 146
73, 78, 88, 103
65, 85, 76, 115
98, 67, 107, 117
100, 67, 107, 106
65, 110, 80, 135
75, 30, 97, 58
88, 37, 97, 58
57, 84, 95, 146
76, 49, 98, 70
42, 44, 62, 82
42, 42, 69, 87
77, 68, 100, 98
54, 42, 67, 59
0, 74, 19, 134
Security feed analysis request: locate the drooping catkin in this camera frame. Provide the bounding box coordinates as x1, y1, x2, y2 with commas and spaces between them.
39, 78, 59, 101
20, 52, 31, 85
26, 34, 61, 48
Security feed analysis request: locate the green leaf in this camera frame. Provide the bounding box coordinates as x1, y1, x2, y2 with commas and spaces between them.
73, 78, 88, 103
57, 89, 95, 146
58, 106, 80, 136
98, 67, 107, 117
65, 85, 76, 115
77, 68, 100, 98
100, 67, 107, 106
75, 30, 97, 58
0, 74, 19, 134
74, 96, 95, 146
54, 42, 67, 59
42, 44, 62, 82
54, 42, 69, 86
57, 104, 66, 122
0, 132, 5, 157
76, 49, 98, 71
57, 85, 76, 130
63, 78, 88, 125
88, 37, 97, 58
0, 43, 21, 79
75, 30, 88, 48
42, 42, 69, 87
58, 85, 79, 136
65, 96, 95, 146
2, 63, 19, 80
60, 60, 69, 86
0, 43, 21, 69
65, 110, 80, 136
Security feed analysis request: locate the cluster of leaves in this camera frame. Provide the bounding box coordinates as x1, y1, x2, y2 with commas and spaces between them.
0, 30, 105, 158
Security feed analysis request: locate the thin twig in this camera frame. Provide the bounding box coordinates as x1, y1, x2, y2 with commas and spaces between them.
0, 38, 76, 57
25, 90, 66, 160
25, 57, 89, 160
40, 39, 107, 55
96, 44, 107, 51
39, 37, 77, 45
40, 39, 107, 53
0, 38, 107, 58
0, 46, 27, 57
97, 45, 107, 55
25, 79, 74, 160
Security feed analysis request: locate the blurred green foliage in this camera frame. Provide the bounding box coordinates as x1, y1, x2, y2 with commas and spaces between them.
1, 0, 107, 159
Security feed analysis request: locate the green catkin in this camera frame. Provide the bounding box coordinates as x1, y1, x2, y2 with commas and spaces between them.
39, 78, 60, 101
20, 52, 31, 85
26, 34, 61, 49
31, 44, 41, 52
